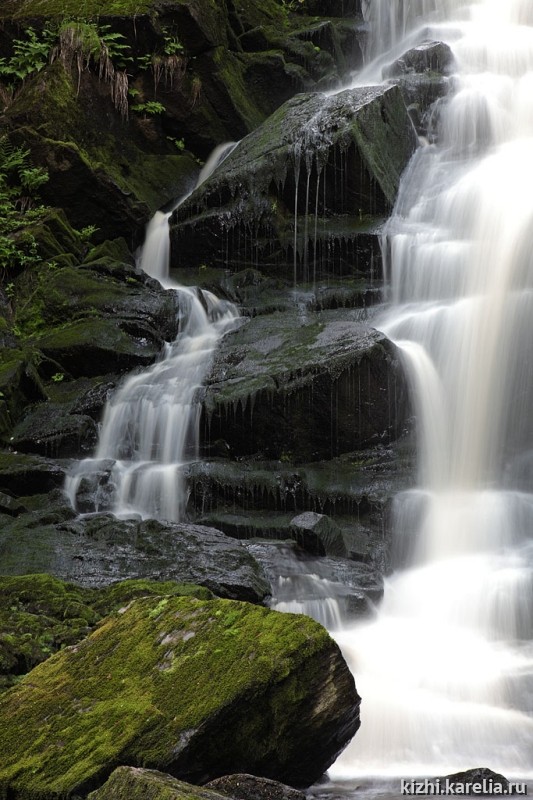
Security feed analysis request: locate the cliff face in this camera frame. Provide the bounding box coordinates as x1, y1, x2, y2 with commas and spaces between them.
0, 0, 365, 243
0, 0, 418, 586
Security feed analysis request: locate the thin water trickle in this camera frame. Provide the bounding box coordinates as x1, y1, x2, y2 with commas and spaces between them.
327, 0, 533, 780
66, 143, 238, 522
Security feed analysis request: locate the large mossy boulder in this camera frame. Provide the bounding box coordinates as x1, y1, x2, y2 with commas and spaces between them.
0, 573, 212, 692
170, 84, 417, 279
0, 595, 360, 796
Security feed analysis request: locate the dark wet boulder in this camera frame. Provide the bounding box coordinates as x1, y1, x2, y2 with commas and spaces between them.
383, 41, 455, 78
0, 356, 46, 442
0, 595, 360, 794
206, 773, 305, 800
89, 768, 230, 800
0, 451, 66, 496
170, 84, 417, 279
382, 41, 454, 138
289, 512, 347, 558
0, 514, 270, 603
200, 308, 408, 462
10, 404, 98, 458
439, 768, 509, 793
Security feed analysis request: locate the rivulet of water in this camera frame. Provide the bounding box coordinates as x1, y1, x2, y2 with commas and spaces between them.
66, 143, 237, 522
328, 0, 533, 781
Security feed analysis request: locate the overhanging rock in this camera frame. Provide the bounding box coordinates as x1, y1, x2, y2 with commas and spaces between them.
170, 84, 417, 279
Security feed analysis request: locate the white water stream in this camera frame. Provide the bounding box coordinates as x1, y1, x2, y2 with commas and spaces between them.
328, 0, 533, 780
66, 144, 237, 521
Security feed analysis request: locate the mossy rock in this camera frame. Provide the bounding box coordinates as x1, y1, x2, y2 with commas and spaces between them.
31, 317, 163, 377
0, 451, 65, 495
0, 356, 46, 442
0, 0, 157, 16
88, 768, 231, 800
0, 573, 212, 692
0, 595, 359, 796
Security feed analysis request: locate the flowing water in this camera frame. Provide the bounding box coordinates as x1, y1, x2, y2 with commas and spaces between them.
64, 0, 533, 783
327, 0, 533, 781
66, 144, 237, 521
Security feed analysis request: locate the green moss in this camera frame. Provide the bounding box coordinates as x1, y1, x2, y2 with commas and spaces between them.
0, 595, 333, 796
0, 575, 213, 694
89, 767, 230, 800
212, 47, 265, 133
0, 0, 157, 18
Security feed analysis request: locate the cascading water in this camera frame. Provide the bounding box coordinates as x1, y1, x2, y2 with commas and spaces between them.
329, 0, 533, 780
66, 143, 237, 522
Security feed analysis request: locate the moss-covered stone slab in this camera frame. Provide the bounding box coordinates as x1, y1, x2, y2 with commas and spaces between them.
88, 767, 230, 800
0, 595, 360, 796
0, 573, 212, 693
170, 84, 417, 277
200, 307, 408, 462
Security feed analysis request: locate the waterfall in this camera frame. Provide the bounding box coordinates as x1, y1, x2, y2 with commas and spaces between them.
330, 0, 533, 779
66, 143, 238, 522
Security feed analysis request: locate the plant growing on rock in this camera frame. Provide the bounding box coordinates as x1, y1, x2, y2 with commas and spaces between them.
0, 137, 49, 276
51, 20, 131, 116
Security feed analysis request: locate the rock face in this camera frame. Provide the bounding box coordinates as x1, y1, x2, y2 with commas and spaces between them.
0, 595, 360, 795
0, 514, 270, 603
170, 84, 418, 278
383, 41, 454, 139
200, 308, 408, 462
0, 0, 365, 245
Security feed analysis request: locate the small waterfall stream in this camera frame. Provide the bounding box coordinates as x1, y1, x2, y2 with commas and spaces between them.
328, 0, 533, 780
66, 144, 237, 522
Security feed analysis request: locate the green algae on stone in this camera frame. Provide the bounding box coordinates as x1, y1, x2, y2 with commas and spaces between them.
0, 0, 157, 18
0, 595, 359, 796
88, 767, 231, 800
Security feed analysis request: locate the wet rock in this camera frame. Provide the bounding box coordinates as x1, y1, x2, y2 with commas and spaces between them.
289, 512, 346, 558
383, 41, 455, 78
89, 768, 230, 800
189, 440, 415, 576
206, 773, 305, 800
201, 308, 408, 462
0, 514, 270, 604
0, 491, 24, 517
439, 768, 509, 793
243, 540, 384, 622
170, 84, 417, 278
11, 404, 98, 458
0, 451, 66, 496
0, 595, 360, 793
0, 356, 46, 443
